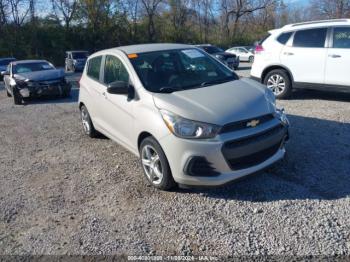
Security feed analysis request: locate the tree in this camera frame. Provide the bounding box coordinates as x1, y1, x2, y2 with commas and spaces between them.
310, 0, 350, 19
141, 0, 163, 41
51, 0, 79, 30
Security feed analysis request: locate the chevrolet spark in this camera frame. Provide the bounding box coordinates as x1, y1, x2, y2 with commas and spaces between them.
79, 44, 289, 190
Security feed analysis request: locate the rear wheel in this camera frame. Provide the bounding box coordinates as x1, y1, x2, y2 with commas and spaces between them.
140, 136, 176, 190
80, 105, 98, 138
264, 69, 292, 99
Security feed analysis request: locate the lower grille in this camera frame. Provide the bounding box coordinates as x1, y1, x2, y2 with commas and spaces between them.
226, 143, 281, 170
184, 156, 220, 177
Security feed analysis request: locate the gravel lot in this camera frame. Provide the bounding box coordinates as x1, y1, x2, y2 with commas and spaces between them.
0, 65, 350, 257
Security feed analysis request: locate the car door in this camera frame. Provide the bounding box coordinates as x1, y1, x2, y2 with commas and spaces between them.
83, 55, 106, 128
238, 48, 249, 61
100, 54, 135, 150
280, 27, 328, 84
324, 26, 350, 89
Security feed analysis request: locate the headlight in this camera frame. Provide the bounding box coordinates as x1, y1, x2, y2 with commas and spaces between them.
275, 108, 289, 127
160, 110, 221, 139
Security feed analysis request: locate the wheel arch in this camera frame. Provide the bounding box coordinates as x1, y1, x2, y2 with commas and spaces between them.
262, 65, 294, 86
137, 131, 153, 151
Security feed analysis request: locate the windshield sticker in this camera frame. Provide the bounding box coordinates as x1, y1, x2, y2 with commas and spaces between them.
182, 49, 205, 59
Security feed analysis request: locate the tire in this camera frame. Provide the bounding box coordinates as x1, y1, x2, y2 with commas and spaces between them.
249, 56, 254, 63
263, 69, 292, 99
139, 136, 176, 190
80, 105, 98, 138
12, 88, 22, 105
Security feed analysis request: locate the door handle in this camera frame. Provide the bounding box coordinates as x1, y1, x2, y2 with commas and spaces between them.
283, 52, 294, 56
329, 54, 341, 58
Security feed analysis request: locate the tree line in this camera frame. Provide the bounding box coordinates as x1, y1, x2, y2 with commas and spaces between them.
0, 0, 349, 65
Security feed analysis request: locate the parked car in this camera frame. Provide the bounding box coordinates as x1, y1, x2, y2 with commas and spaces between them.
196, 44, 239, 70
65, 50, 89, 72
0, 57, 16, 80
226, 46, 255, 62
251, 19, 350, 99
79, 43, 289, 190
1, 60, 71, 105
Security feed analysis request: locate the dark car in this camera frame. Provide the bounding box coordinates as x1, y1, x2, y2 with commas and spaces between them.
196, 44, 239, 70
0, 57, 16, 80
1, 60, 71, 105
65, 51, 89, 72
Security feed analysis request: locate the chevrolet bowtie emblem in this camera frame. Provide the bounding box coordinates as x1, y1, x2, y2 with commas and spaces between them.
247, 119, 260, 128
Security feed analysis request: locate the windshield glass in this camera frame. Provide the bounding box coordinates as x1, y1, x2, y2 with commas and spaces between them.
13, 62, 55, 74
199, 46, 223, 54
129, 48, 238, 93
72, 52, 88, 59
0, 59, 15, 66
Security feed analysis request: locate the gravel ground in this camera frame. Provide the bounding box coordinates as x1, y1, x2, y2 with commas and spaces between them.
0, 70, 350, 257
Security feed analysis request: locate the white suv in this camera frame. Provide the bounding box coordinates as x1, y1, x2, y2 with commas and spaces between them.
251, 19, 350, 99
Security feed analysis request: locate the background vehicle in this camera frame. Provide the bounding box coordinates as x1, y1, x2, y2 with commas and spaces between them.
226, 46, 255, 62
251, 19, 350, 99
0, 57, 16, 80
79, 43, 289, 191
1, 60, 71, 105
65, 51, 89, 72
196, 44, 240, 70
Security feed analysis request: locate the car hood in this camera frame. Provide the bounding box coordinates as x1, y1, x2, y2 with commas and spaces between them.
153, 78, 274, 126
14, 69, 65, 82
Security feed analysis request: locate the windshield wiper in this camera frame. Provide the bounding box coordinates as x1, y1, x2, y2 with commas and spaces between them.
158, 86, 183, 93
200, 77, 235, 87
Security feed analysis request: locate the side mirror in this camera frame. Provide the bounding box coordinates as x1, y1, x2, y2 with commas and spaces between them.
107, 81, 135, 99
1, 71, 9, 76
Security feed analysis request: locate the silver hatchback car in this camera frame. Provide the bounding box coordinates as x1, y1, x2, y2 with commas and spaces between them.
79, 44, 289, 190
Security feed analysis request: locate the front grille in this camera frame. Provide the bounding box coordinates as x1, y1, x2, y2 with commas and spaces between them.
220, 114, 275, 134
226, 143, 281, 170
222, 124, 287, 170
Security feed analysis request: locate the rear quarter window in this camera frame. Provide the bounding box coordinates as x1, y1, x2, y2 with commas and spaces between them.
277, 32, 293, 45
87, 56, 102, 80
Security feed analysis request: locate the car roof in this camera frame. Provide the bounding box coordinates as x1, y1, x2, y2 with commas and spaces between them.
12, 60, 49, 65
0, 57, 16, 61
270, 19, 350, 34
105, 43, 195, 55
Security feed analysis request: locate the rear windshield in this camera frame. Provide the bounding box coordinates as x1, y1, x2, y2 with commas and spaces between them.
13, 62, 55, 74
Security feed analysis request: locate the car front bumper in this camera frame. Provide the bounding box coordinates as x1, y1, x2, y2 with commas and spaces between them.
159, 117, 289, 186
18, 82, 71, 98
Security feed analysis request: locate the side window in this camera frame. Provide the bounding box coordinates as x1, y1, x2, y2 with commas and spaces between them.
293, 28, 327, 48
103, 55, 129, 85
87, 56, 102, 80
277, 32, 293, 45
333, 27, 350, 49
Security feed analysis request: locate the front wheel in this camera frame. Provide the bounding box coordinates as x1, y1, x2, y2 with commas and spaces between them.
13, 88, 22, 105
140, 137, 176, 190
264, 69, 292, 99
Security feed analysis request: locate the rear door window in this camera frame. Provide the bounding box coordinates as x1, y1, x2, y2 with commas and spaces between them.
87, 56, 102, 80
293, 28, 327, 48
332, 27, 350, 49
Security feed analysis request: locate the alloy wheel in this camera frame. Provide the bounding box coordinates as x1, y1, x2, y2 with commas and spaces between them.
267, 74, 286, 96
81, 108, 90, 134
141, 145, 163, 185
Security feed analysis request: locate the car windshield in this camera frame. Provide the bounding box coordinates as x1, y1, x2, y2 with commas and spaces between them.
72, 52, 88, 59
129, 48, 238, 93
0, 59, 15, 66
13, 62, 55, 74
200, 46, 223, 54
